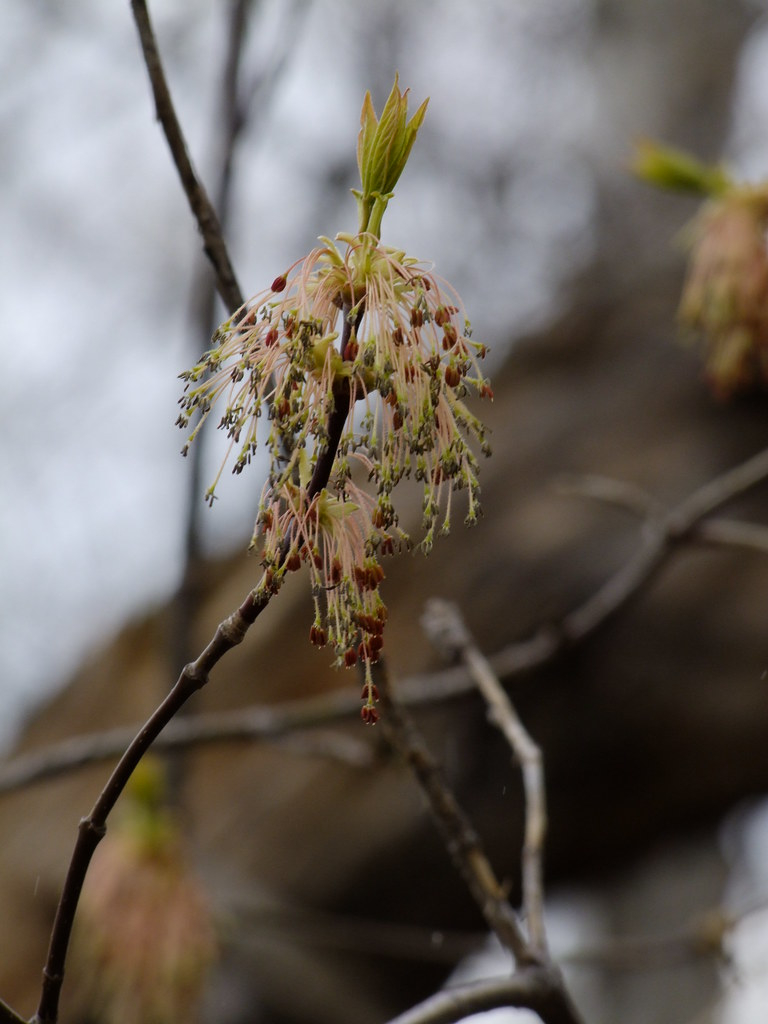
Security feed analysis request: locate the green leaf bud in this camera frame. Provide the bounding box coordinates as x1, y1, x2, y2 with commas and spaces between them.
354, 74, 429, 235
632, 138, 731, 197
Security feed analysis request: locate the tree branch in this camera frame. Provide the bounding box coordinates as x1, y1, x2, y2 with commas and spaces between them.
690, 517, 768, 554
537, 443, 768, 650
422, 599, 549, 958
0, 716, 372, 794
554, 473, 663, 520
384, 969, 583, 1024
375, 662, 534, 967
0, 696, 370, 795
169, 0, 258, 806
32, 585, 271, 1024
129, 0, 245, 311
562, 905, 732, 972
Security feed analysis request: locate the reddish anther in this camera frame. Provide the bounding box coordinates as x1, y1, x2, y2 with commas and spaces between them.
444, 365, 461, 388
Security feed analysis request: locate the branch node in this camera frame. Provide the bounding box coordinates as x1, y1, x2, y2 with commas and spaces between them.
183, 663, 209, 691
421, 598, 472, 660
217, 610, 249, 647
78, 816, 106, 841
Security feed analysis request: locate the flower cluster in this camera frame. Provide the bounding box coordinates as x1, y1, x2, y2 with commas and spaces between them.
678, 187, 768, 397
71, 761, 216, 1024
633, 139, 768, 398
178, 233, 491, 716
178, 80, 491, 720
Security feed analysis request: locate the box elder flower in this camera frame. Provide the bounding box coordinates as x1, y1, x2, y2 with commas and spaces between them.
177, 79, 492, 719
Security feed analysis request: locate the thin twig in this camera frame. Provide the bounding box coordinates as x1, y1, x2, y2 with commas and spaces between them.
235, 891, 768, 974
562, 893, 768, 973
384, 969, 584, 1024
0, 716, 371, 794
168, 0, 259, 807
375, 662, 534, 966
130, 0, 245, 311
562, 907, 731, 972
667, 446, 768, 528
32, 584, 272, 1024
414, 446, 768, 688
178, 0, 258, 595
554, 473, 663, 521
422, 599, 548, 958
691, 517, 768, 555
552, 445, 768, 645
557, 474, 768, 555
0, 696, 369, 795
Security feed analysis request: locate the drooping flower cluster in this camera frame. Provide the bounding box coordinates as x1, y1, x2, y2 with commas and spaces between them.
178, 80, 491, 720
678, 187, 768, 397
71, 760, 216, 1024
178, 232, 491, 716
633, 139, 768, 398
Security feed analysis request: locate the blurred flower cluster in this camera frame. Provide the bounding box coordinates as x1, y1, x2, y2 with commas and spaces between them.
178, 81, 492, 718
679, 187, 768, 397
634, 139, 768, 398
72, 761, 217, 1024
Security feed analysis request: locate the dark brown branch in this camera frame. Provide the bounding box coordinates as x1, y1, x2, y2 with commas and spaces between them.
422, 599, 549, 958
0, 696, 368, 796
384, 969, 584, 1024
0, 714, 371, 794
129, 0, 245, 312
512, 444, 768, 664
694, 517, 768, 554
375, 663, 534, 966
562, 906, 732, 973
32, 586, 269, 1024
32, 388, 361, 1022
